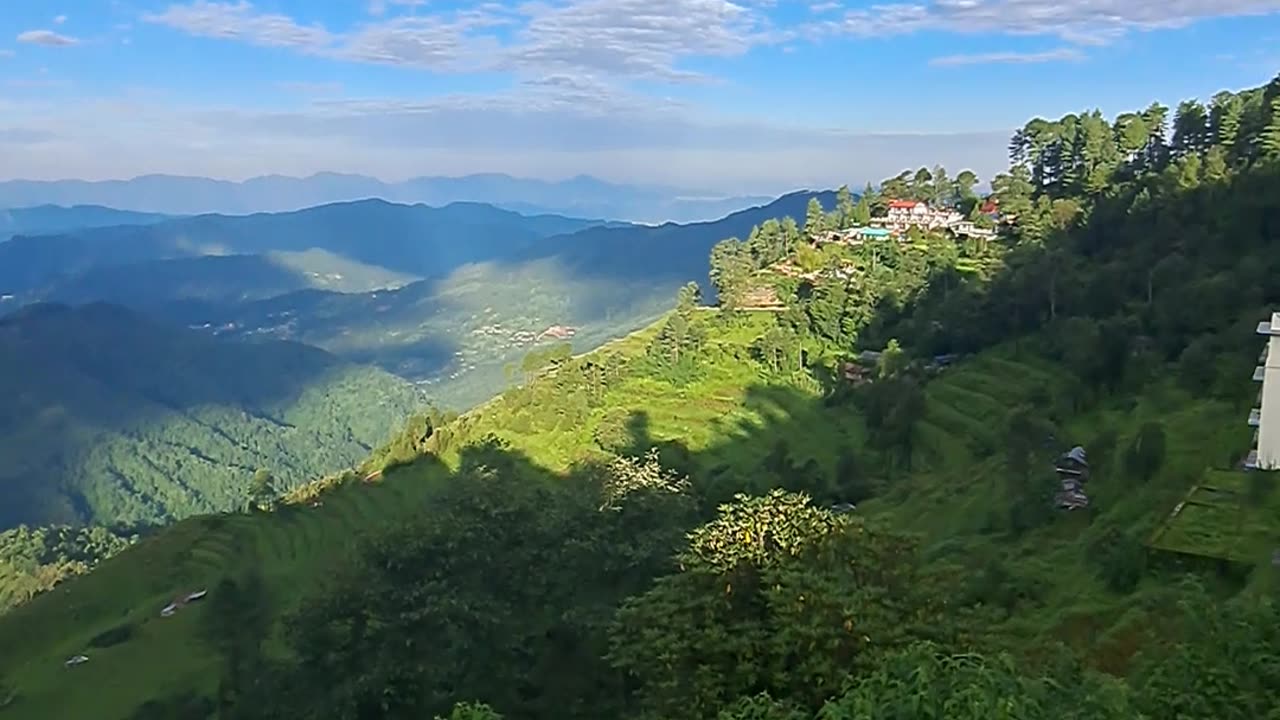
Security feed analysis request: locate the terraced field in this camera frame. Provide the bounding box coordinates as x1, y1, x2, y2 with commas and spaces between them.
1148, 469, 1280, 563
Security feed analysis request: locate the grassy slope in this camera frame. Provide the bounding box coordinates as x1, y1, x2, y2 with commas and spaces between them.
0, 311, 1264, 719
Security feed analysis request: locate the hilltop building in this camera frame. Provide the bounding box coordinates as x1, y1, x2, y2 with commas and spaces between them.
870, 200, 996, 240
1247, 312, 1280, 470
879, 200, 962, 231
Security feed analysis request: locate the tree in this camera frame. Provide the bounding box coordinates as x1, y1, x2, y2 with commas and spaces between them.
834, 185, 855, 228
609, 490, 942, 719
1172, 99, 1210, 156
248, 469, 275, 511
1258, 96, 1280, 161
954, 169, 979, 200
1210, 91, 1244, 156
804, 197, 828, 235
1133, 588, 1280, 720
817, 642, 1136, 719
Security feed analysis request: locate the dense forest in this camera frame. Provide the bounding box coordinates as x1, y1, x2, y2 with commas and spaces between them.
0, 303, 425, 530
0, 525, 134, 612
5, 77, 1280, 720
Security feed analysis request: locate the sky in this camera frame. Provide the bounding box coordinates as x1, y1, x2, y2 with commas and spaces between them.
1, 1, 1279, 195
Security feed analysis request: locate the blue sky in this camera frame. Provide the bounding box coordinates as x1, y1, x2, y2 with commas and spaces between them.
2, 0, 1279, 193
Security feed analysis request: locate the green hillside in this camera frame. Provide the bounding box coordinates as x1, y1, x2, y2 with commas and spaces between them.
0, 306, 1262, 720
168, 191, 840, 411
0, 302, 425, 530
5, 78, 1280, 720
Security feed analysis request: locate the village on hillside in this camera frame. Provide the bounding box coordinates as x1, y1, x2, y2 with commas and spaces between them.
734, 190, 1009, 311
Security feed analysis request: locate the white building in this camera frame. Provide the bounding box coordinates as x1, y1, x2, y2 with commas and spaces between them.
1248, 312, 1280, 470
878, 200, 965, 232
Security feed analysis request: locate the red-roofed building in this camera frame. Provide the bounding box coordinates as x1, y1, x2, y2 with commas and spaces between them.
886, 199, 930, 223
874, 199, 962, 232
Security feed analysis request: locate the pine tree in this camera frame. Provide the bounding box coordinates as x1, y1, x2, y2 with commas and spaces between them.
835, 185, 855, 228
1258, 96, 1280, 161
804, 197, 827, 235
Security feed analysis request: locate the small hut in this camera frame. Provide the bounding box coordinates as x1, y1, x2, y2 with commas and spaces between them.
1054, 446, 1090, 510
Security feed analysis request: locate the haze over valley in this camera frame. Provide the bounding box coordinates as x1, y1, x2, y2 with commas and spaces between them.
3, 2, 1280, 719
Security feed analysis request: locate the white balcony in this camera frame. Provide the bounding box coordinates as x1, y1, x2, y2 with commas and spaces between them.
1249, 408, 1262, 427
1245, 449, 1259, 470
1255, 366, 1267, 382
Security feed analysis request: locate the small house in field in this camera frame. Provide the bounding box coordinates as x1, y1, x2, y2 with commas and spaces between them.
1054, 446, 1090, 510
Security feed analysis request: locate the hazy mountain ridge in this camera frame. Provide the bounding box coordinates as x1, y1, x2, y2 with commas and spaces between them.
0, 198, 621, 300
0, 205, 173, 241
0, 173, 774, 224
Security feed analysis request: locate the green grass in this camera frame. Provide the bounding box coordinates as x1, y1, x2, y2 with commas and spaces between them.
0, 312, 1274, 718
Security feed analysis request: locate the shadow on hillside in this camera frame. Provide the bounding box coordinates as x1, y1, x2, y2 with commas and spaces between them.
0, 299, 439, 529
14, 161, 1280, 717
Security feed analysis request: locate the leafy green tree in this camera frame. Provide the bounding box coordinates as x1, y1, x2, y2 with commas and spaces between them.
1133, 587, 1280, 720
609, 490, 942, 719
248, 469, 276, 511
816, 642, 1136, 719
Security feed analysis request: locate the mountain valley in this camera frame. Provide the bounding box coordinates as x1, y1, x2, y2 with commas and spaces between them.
2, 70, 1280, 720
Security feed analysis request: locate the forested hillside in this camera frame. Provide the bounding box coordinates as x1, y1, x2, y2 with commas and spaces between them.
4, 77, 1280, 720
0, 303, 424, 530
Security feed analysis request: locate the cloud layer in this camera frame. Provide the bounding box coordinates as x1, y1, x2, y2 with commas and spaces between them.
0, 91, 1009, 193
3, 0, 1276, 190
16, 29, 79, 47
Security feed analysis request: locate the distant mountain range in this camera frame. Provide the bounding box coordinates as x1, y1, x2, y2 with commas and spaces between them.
0, 173, 775, 224
0, 199, 623, 301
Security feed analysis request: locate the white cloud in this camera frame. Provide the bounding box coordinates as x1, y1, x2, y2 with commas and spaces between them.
497, 0, 783, 82
53, 15, 68, 25
0, 50, 14, 59
144, 0, 788, 81
0, 93, 1009, 194
807, 0, 1280, 45
142, 1, 334, 49
16, 29, 80, 47
930, 47, 1086, 66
